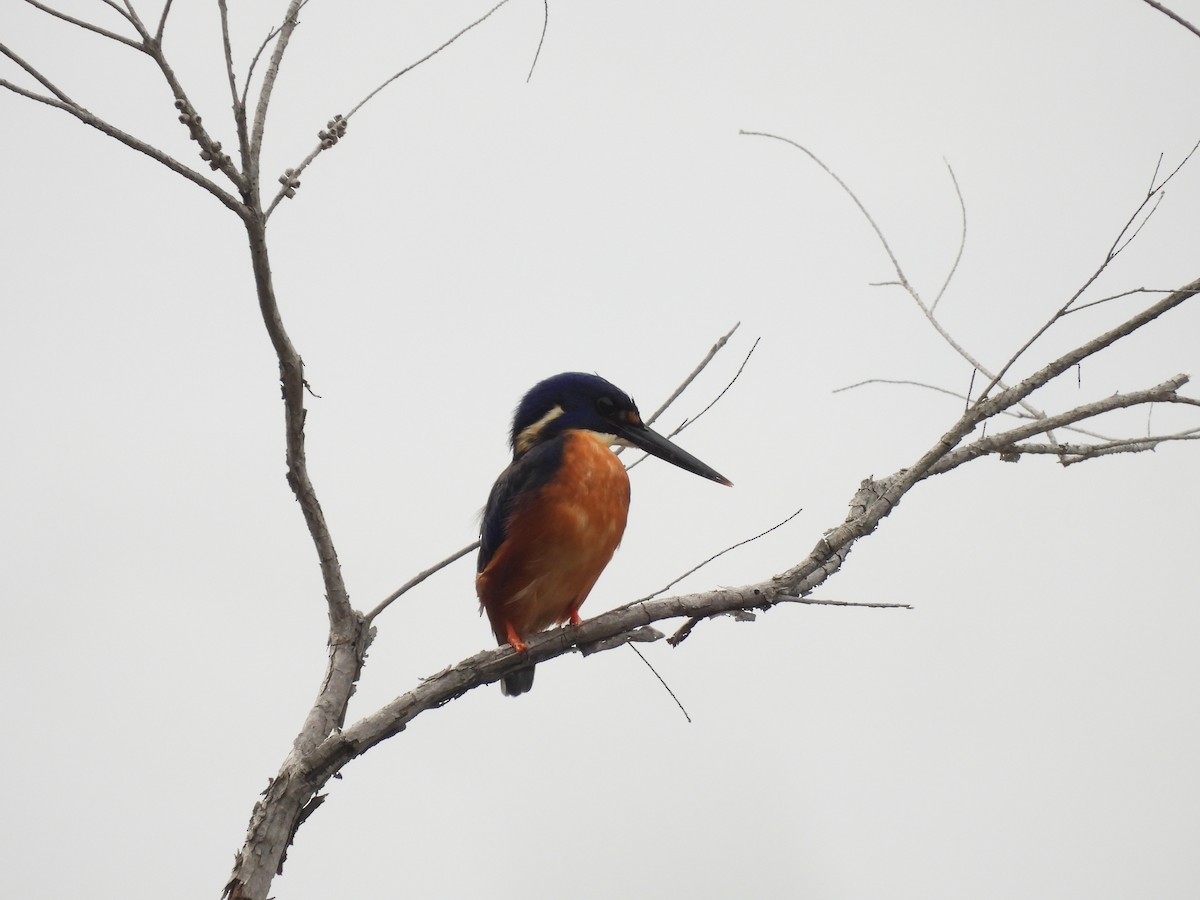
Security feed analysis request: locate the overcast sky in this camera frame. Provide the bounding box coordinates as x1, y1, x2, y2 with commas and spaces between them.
4, 1, 1200, 898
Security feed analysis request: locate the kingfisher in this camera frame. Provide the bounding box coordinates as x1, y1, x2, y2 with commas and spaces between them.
476, 372, 731, 696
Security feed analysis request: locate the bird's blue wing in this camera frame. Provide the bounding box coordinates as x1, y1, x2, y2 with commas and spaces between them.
477, 437, 566, 572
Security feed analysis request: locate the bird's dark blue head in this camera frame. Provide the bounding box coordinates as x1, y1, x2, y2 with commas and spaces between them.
509, 372, 732, 486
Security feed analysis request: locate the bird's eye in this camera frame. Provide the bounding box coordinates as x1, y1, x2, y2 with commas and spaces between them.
595, 395, 617, 416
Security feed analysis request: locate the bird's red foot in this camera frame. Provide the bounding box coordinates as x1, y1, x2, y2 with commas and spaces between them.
504, 622, 528, 653
568, 611, 582, 626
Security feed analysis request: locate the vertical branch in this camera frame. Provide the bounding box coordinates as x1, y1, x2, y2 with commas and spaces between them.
217, 0, 250, 174
243, 212, 352, 629
249, 0, 304, 189
224, 212, 372, 900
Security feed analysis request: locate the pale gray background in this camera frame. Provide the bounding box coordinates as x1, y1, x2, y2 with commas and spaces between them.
3, 1, 1199, 898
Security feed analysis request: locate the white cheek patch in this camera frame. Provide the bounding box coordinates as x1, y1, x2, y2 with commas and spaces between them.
515, 404, 565, 453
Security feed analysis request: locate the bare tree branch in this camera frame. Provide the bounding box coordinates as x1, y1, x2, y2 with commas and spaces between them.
777, 596, 914, 609
665, 336, 759, 438
640, 505, 804, 602
927, 374, 1194, 476
975, 141, 1198, 404
0, 66, 244, 215
625, 335, 758, 472
741, 129, 1057, 432
1140, 0, 1200, 39
1001, 432, 1200, 465
265, 0, 517, 217
832, 378, 1118, 441
930, 160, 966, 313
8, 0, 247, 194
155, 0, 174, 43
1061, 286, 1174, 316
95, 0, 133, 24
20, 0, 143, 50
1, 41, 79, 103
365, 541, 478, 624
231, 276, 1198, 887
527, 0, 549, 82
249, 0, 303, 178
642, 322, 740, 428
224, 217, 369, 900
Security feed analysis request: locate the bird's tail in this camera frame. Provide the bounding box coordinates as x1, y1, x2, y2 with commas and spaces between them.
501, 666, 535, 697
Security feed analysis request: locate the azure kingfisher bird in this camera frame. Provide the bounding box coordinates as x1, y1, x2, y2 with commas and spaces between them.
476, 372, 732, 696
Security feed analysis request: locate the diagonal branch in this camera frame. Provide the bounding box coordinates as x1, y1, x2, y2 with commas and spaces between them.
926, 374, 1193, 476
1140, 0, 1200, 39
1, 41, 78, 104
624, 336, 753, 475
640, 505, 804, 601
741, 129, 1057, 433
365, 542, 477, 624
20, 0, 144, 50
224, 273, 1200, 900
264, 0, 517, 217
833, 378, 1118, 441
643, 322, 739, 427
975, 141, 1198, 404
266, 279, 1200, 861
0, 71, 244, 216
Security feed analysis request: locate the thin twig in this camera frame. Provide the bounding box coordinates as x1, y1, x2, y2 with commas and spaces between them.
0, 72, 244, 216
640, 505, 804, 602
527, 0, 548, 82
976, 143, 1198, 404
643, 323, 740, 428
1061, 287, 1173, 316
666, 337, 760, 439
998, 431, 1200, 466
1111, 191, 1165, 259
625, 335, 758, 470
742, 129, 1054, 432
215, 0, 250, 175
265, 0, 516, 218
1140, 0, 1200, 40
926, 375, 1196, 477
776, 596, 914, 609
97, 0, 133, 23
742, 130, 911, 287
119, 0, 147, 37
1, 42, 78, 104
242, 10, 295, 112
626, 643, 691, 723
155, 0, 174, 43
930, 160, 967, 313
347, 0, 513, 118
1152, 137, 1200, 192
217, 1, 240, 117
831, 377, 1118, 440
20, 0, 143, 50
365, 541, 479, 624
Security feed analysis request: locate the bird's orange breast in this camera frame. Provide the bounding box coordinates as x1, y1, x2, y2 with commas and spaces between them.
476, 430, 631, 644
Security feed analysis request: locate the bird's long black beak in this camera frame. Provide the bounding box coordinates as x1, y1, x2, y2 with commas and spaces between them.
616, 421, 732, 486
